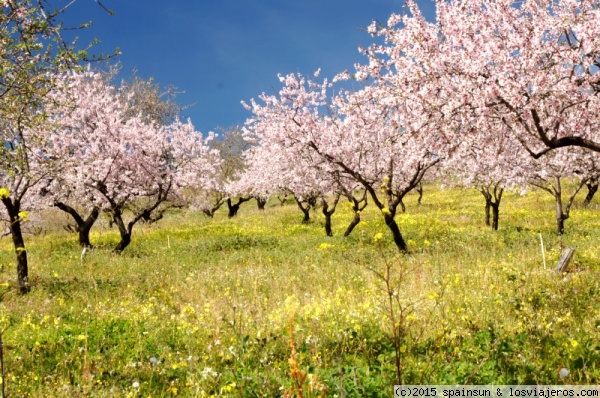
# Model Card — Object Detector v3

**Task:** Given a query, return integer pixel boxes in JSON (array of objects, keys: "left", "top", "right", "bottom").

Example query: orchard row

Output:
[{"left": 2, "top": 0, "right": 599, "bottom": 293}]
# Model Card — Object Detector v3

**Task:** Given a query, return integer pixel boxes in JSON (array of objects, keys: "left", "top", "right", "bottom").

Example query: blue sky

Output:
[{"left": 65, "top": 0, "right": 436, "bottom": 134}]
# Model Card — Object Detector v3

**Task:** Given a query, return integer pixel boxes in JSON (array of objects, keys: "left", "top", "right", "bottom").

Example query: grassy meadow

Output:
[{"left": 0, "top": 185, "right": 600, "bottom": 397}]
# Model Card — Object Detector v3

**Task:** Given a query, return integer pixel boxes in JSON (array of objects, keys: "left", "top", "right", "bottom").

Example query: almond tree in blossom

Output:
[
  {"left": 43, "top": 69, "right": 182, "bottom": 247},
  {"left": 244, "top": 70, "right": 442, "bottom": 251},
  {"left": 328, "top": 85, "right": 441, "bottom": 251},
  {"left": 185, "top": 162, "right": 226, "bottom": 219},
  {"left": 352, "top": 0, "right": 598, "bottom": 237},
  {"left": 38, "top": 69, "right": 117, "bottom": 248},
  {"left": 372, "top": 0, "right": 600, "bottom": 156},
  {"left": 226, "top": 142, "right": 285, "bottom": 214},
  {"left": 0, "top": 0, "right": 114, "bottom": 293},
  {"left": 241, "top": 77, "right": 330, "bottom": 226},
  {"left": 213, "top": 127, "right": 255, "bottom": 218},
  {"left": 46, "top": 70, "right": 216, "bottom": 253},
  {"left": 233, "top": 134, "right": 338, "bottom": 232},
  {"left": 224, "top": 145, "right": 278, "bottom": 218},
  {"left": 237, "top": 114, "right": 369, "bottom": 237},
  {"left": 331, "top": 5, "right": 465, "bottom": 250},
  {"left": 530, "top": 148, "right": 600, "bottom": 235},
  {"left": 187, "top": 127, "right": 254, "bottom": 219},
  {"left": 443, "top": 121, "right": 534, "bottom": 230},
  {"left": 450, "top": 0, "right": 599, "bottom": 156}
]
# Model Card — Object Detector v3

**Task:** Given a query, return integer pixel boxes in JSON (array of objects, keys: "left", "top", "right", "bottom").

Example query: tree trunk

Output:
[
  {"left": 399, "top": 200, "right": 406, "bottom": 213},
  {"left": 555, "top": 187, "right": 566, "bottom": 235},
  {"left": 556, "top": 214, "right": 566, "bottom": 236},
  {"left": 362, "top": 184, "right": 407, "bottom": 251},
  {"left": 54, "top": 202, "right": 100, "bottom": 248},
  {"left": 111, "top": 209, "right": 132, "bottom": 254},
  {"left": 97, "top": 181, "right": 171, "bottom": 254},
  {"left": 480, "top": 184, "right": 503, "bottom": 230},
  {"left": 277, "top": 194, "right": 288, "bottom": 206},
  {"left": 113, "top": 232, "right": 131, "bottom": 254},
  {"left": 227, "top": 201, "right": 240, "bottom": 218},
  {"left": 78, "top": 208, "right": 99, "bottom": 248},
  {"left": 583, "top": 181, "right": 598, "bottom": 207},
  {"left": 383, "top": 213, "right": 407, "bottom": 252},
  {"left": 416, "top": 183, "right": 423, "bottom": 205},
  {"left": 533, "top": 176, "right": 585, "bottom": 236},
  {"left": 341, "top": 190, "right": 367, "bottom": 238},
  {"left": 140, "top": 205, "right": 173, "bottom": 224},
  {"left": 491, "top": 203, "right": 499, "bottom": 231},
  {"left": 324, "top": 212, "right": 333, "bottom": 236},
  {"left": 321, "top": 195, "right": 339, "bottom": 237},
  {"left": 203, "top": 199, "right": 225, "bottom": 218},
  {"left": 12, "top": 220, "right": 29, "bottom": 294},
  {"left": 256, "top": 196, "right": 267, "bottom": 211},
  {"left": 294, "top": 196, "right": 311, "bottom": 224},
  {"left": 2, "top": 198, "right": 29, "bottom": 294},
  {"left": 300, "top": 207, "right": 310, "bottom": 223},
  {"left": 344, "top": 212, "right": 361, "bottom": 237},
  {"left": 227, "top": 197, "right": 251, "bottom": 218},
  {"left": 555, "top": 192, "right": 566, "bottom": 236},
  {"left": 484, "top": 201, "right": 491, "bottom": 226}
]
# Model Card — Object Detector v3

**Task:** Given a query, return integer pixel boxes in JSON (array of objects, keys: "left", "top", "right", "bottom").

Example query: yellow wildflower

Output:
[
  {"left": 18, "top": 211, "right": 29, "bottom": 222},
  {"left": 319, "top": 243, "right": 333, "bottom": 250}
]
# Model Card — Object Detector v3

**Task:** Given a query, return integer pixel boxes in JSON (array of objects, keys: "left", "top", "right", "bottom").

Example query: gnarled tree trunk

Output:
[
  {"left": 321, "top": 194, "right": 340, "bottom": 237},
  {"left": 255, "top": 196, "right": 267, "bottom": 211},
  {"left": 344, "top": 212, "right": 361, "bottom": 237},
  {"left": 583, "top": 180, "right": 598, "bottom": 207},
  {"left": 479, "top": 183, "right": 503, "bottom": 231},
  {"left": 111, "top": 208, "right": 133, "bottom": 254},
  {"left": 416, "top": 183, "right": 424, "bottom": 205},
  {"left": 342, "top": 190, "right": 368, "bottom": 237},
  {"left": 491, "top": 203, "right": 500, "bottom": 231},
  {"left": 399, "top": 199, "right": 406, "bottom": 213},
  {"left": 383, "top": 212, "right": 407, "bottom": 252},
  {"left": 277, "top": 193, "right": 288, "bottom": 206},
  {"left": 294, "top": 196, "right": 311, "bottom": 224},
  {"left": 1, "top": 198, "right": 29, "bottom": 294},
  {"left": 227, "top": 197, "right": 251, "bottom": 218},
  {"left": 100, "top": 181, "right": 172, "bottom": 254},
  {"left": 202, "top": 198, "right": 225, "bottom": 218},
  {"left": 532, "top": 176, "right": 587, "bottom": 236},
  {"left": 54, "top": 202, "right": 100, "bottom": 248}
]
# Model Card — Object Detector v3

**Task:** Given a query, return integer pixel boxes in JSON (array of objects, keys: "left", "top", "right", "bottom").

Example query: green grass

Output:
[{"left": 0, "top": 185, "right": 599, "bottom": 397}]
